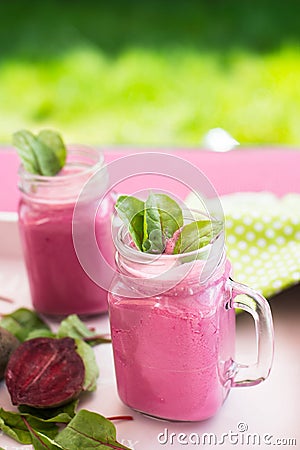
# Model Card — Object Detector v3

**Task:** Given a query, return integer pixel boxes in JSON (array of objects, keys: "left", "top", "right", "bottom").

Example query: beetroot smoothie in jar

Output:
[
  {"left": 109, "top": 244, "right": 235, "bottom": 421},
  {"left": 108, "top": 194, "right": 274, "bottom": 421},
  {"left": 18, "top": 145, "right": 115, "bottom": 317}
]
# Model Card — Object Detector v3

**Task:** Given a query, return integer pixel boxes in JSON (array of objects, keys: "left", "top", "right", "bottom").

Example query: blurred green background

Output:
[{"left": 1, "top": 0, "right": 300, "bottom": 146}]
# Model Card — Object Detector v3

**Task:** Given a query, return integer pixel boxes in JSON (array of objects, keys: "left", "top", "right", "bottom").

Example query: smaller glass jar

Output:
[
  {"left": 108, "top": 219, "right": 274, "bottom": 422},
  {"left": 18, "top": 145, "right": 115, "bottom": 317}
]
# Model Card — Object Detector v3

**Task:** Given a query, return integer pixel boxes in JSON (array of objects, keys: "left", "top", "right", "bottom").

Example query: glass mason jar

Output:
[
  {"left": 108, "top": 219, "right": 274, "bottom": 422},
  {"left": 18, "top": 145, "right": 115, "bottom": 317}
]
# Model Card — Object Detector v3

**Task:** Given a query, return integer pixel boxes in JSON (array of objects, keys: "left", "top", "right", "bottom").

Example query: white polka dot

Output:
[
  {"left": 265, "top": 229, "right": 275, "bottom": 239},
  {"left": 226, "top": 219, "right": 233, "bottom": 228},
  {"left": 263, "top": 216, "right": 272, "bottom": 223},
  {"left": 227, "top": 235, "right": 236, "bottom": 244},
  {"left": 272, "top": 280, "right": 282, "bottom": 289},
  {"left": 280, "top": 271, "right": 289, "bottom": 278},
  {"left": 235, "top": 225, "right": 245, "bottom": 235},
  {"left": 234, "top": 262, "right": 243, "bottom": 270},
  {"left": 284, "top": 225, "right": 293, "bottom": 235},
  {"left": 253, "top": 259, "right": 262, "bottom": 267},
  {"left": 243, "top": 217, "right": 253, "bottom": 225},
  {"left": 232, "top": 212, "right": 241, "bottom": 220},
  {"left": 246, "top": 232, "right": 256, "bottom": 241},
  {"left": 287, "top": 241, "right": 295, "bottom": 247},
  {"left": 230, "top": 249, "right": 240, "bottom": 258},
  {"left": 245, "top": 266, "right": 254, "bottom": 274},
  {"left": 260, "top": 279, "right": 269, "bottom": 286},
  {"left": 238, "top": 274, "right": 246, "bottom": 281},
  {"left": 292, "top": 272, "right": 300, "bottom": 280},
  {"left": 265, "top": 261, "right": 273, "bottom": 268},
  {"left": 273, "top": 221, "right": 282, "bottom": 230},
  {"left": 268, "top": 244, "right": 277, "bottom": 252},
  {"left": 237, "top": 241, "right": 247, "bottom": 250},
  {"left": 257, "top": 268, "right": 266, "bottom": 275},
  {"left": 268, "top": 267, "right": 278, "bottom": 274},
  {"left": 295, "top": 232, "right": 300, "bottom": 240},
  {"left": 276, "top": 236, "right": 286, "bottom": 245},
  {"left": 257, "top": 238, "right": 267, "bottom": 247},
  {"left": 241, "top": 254, "right": 251, "bottom": 263},
  {"left": 249, "top": 276, "right": 258, "bottom": 283},
  {"left": 291, "top": 217, "right": 300, "bottom": 225},
  {"left": 275, "top": 260, "right": 287, "bottom": 268},
  {"left": 249, "top": 246, "right": 259, "bottom": 255},
  {"left": 261, "top": 252, "right": 270, "bottom": 260},
  {"left": 254, "top": 223, "right": 264, "bottom": 232}
]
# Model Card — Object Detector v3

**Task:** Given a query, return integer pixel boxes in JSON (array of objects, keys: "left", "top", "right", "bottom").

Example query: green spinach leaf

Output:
[
  {"left": 22, "top": 417, "right": 64, "bottom": 450},
  {"left": 37, "top": 130, "right": 67, "bottom": 168},
  {"left": 12, "top": 130, "right": 40, "bottom": 174},
  {"left": 0, "top": 408, "right": 58, "bottom": 444},
  {"left": 75, "top": 340, "right": 99, "bottom": 392},
  {"left": 143, "top": 193, "right": 183, "bottom": 253},
  {"left": 13, "top": 129, "right": 66, "bottom": 176},
  {"left": 57, "top": 314, "right": 110, "bottom": 346},
  {"left": 115, "top": 195, "right": 144, "bottom": 250},
  {"left": 56, "top": 410, "right": 130, "bottom": 450},
  {"left": 31, "top": 432, "right": 64, "bottom": 450},
  {"left": 0, "top": 308, "right": 50, "bottom": 342},
  {"left": 18, "top": 400, "right": 78, "bottom": 424},
  {"left": 173, "top": 220, "right": 223, "bottom": 254}
]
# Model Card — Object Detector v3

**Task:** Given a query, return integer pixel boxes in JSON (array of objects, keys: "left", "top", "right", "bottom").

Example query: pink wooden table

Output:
[{"left": 1, "top": 146, "right": 300, "bottom": 212}]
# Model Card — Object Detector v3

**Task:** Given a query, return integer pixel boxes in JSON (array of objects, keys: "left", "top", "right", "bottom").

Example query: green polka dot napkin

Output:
[{"left": 186, "top": 192, "right": 300, "bottom": 298}]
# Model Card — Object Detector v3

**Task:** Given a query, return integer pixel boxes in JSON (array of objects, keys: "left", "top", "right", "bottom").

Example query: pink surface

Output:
[{"left": 1, "top": 147, "right": 300, "bottom": 212}]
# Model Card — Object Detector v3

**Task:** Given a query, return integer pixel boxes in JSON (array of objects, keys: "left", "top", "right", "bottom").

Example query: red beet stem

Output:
[
  {"left": 0, "top": 296, "right": 14, "bottom": 303},
  {"left": 83, "top": 334, "right": 111, "bottom": 342},
  {"left": 107, "top": 416, "right": 133, "bottom": 421}
]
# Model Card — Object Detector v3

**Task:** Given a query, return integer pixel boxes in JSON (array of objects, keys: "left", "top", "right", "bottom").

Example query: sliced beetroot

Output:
[{"left": 5, "top": 337, "right": 85, "bottom": 408}]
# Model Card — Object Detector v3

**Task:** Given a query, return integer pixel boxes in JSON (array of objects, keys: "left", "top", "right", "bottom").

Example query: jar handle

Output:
[{"left": 228, "top": 278, "right": 274, "bottom": 387}]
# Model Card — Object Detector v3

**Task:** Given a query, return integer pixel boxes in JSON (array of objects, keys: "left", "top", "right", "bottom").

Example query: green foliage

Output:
[
  {"left": 0, "top": 0, "right": 300, "bottom": 145},
  {"left": 143, "top": 193, "right": 183, "bottom": 253},
  {"left": 115, "top": 195, "right": 144, "bottom": 250},
  {"left": 18, "top": 400, "right": 78, "bottom": 424},
  {"left": 173, "top": 220, "right": 223, "bottom": 254},
  {"left": 0, "top": 408, "right": 58, "bottom": 444},
  {"left": 116, "top": 193, "right": 221, "bottom": 254},
  {"left": 0, "top": 308, "right": 50, "bottom": 342},
  {"left": 75, "top": 339, "right": 99, "bottom": 392},
  {"left": 13, "top": 129, "right": 66, "bottom": 176},
  {"left": 56, "top": 410, "right": 130, "bottom": 450},
  {"left": 57, "top": 314, "right": 111, "bottom": 346}
]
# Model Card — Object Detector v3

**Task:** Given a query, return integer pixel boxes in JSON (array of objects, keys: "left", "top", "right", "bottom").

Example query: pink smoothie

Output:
[
  {"left": 19, "top": 195, "right": 115, "bottom": 317},
  {"left": 109, "top": 265, "right": 235, "bottom": 421}
]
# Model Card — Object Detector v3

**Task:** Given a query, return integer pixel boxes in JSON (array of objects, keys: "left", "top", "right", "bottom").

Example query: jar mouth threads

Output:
[{"left": 113, "top": 209, "right": 226, "bottom": 286}]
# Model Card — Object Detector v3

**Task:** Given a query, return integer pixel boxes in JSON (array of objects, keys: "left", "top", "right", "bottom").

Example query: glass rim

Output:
[
  {"left": 114, "top": 209, "right": 224, "bottom": 264},
  {"left": 18, "top": 144, "right": 104, "bottom": 185}
]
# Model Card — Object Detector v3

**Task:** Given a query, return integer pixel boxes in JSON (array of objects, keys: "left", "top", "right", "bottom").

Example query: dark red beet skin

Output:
[{"left": 5, "top": 337, "right": 85, "bottom": 408}]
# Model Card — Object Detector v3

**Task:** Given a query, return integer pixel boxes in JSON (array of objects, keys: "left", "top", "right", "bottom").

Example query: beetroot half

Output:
[{"left": 5, "top": 337, "right": 85, "bottom": 408}]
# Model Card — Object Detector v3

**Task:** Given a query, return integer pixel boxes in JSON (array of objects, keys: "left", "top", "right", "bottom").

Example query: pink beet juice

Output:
[
  {"left": 18, "top": 146, "right": 115, "bottom": 317},
  {"left": 108, "top": 221, "right": 274, "bottom": 421}
]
